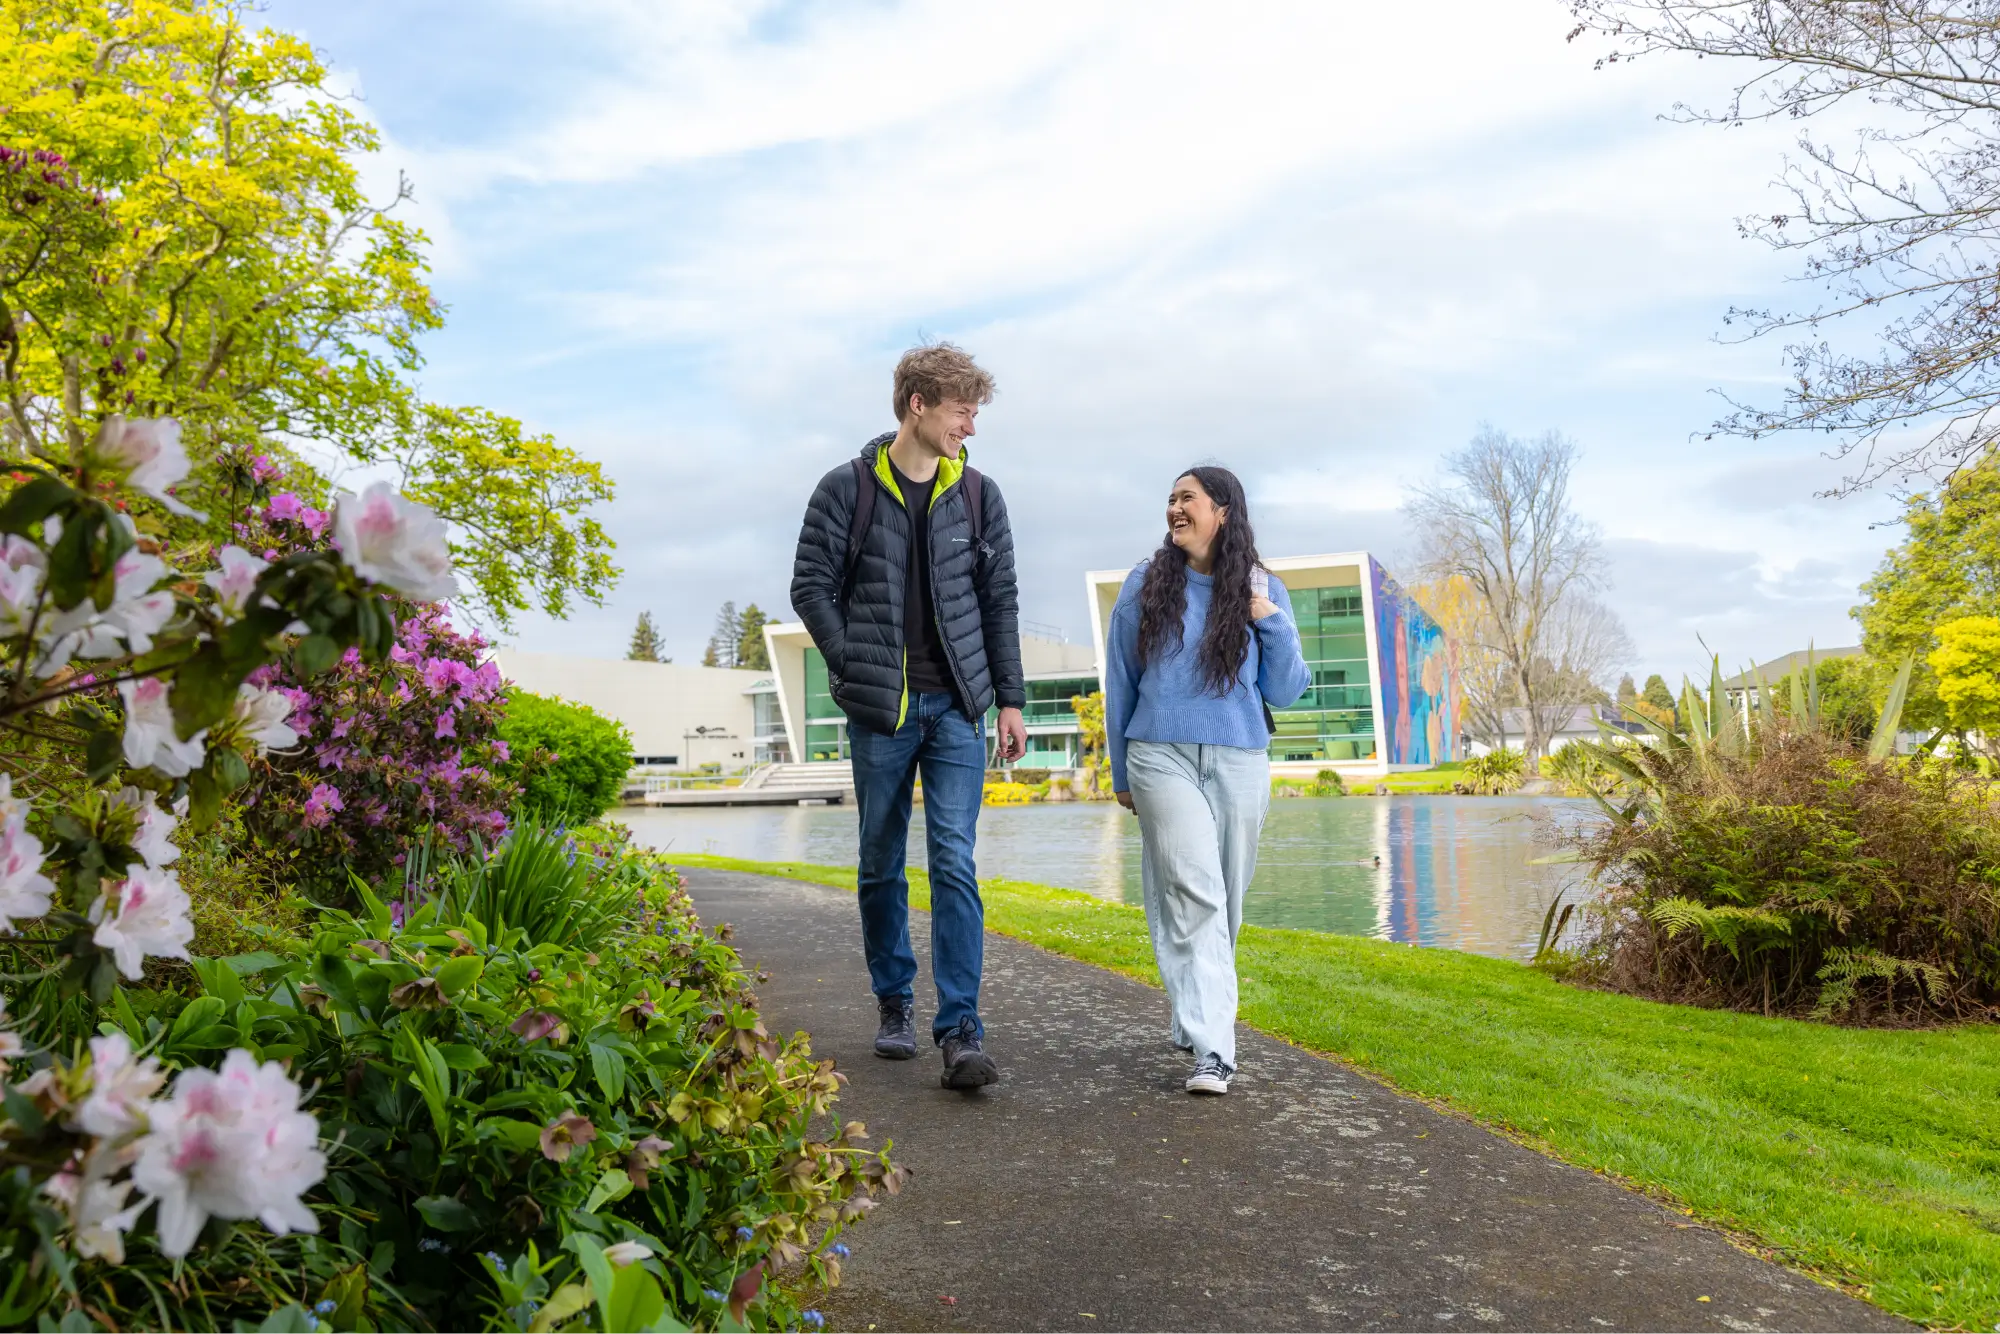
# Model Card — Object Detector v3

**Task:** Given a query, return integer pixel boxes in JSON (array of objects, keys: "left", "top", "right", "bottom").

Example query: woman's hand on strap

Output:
[{"left": 1250, "top": 595, "right": 1280, "bottom": 620}]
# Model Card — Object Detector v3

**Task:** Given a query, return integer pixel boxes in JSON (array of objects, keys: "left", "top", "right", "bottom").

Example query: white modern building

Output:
[
  {"left": 1084, "top": 551, "right": 1459, "bottom": 780},
  {"left": 490, "top": 650, "right": 777, "bottom": 771}
]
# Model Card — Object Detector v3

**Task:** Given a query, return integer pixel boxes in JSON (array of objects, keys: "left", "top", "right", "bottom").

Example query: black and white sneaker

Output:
[
  {"left": 1186, "top": 1052, "right": 1233, "bottom": 1095},
  {"left": 874, "top": 995, "right": 917, "bottom": 1060},
  {"left": 939, "top": 1017, "right": 999, "bottom": 1089}
]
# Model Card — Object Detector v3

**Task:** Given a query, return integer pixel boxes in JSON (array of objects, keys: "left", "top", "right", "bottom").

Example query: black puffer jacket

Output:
[{"left": 790, "top": 433, "right": 1024, "bottom": 735}]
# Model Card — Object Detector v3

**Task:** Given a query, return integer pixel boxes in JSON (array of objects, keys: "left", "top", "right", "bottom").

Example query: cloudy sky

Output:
[{"left": 263, "top": 0, "right": 1912, "bottom": 684}]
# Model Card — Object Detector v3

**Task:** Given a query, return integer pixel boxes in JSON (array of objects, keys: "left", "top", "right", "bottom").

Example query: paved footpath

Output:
[{"left": 685, "top": 869, "right": 1909, "bottom": 1334}]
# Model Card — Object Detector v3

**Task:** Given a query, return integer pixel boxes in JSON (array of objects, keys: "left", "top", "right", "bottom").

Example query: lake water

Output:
[{"left": 616, "top": 795, "right": 1595, "bottom": 962}]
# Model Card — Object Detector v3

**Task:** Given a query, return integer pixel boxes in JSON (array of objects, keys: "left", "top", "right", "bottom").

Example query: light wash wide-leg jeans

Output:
[{"left": 1125, "top": 739, "right": 1270, "bottom": 1069}]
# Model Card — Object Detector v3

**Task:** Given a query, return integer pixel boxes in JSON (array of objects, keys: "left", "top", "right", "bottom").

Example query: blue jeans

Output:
[{"left": 849, "top": 691, "right": 987, "bottom": 1042}]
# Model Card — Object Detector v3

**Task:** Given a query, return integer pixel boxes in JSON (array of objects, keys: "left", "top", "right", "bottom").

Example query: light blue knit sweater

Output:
[{"left": 1105, "top": 563, "right": 1312, "bottom": 792}]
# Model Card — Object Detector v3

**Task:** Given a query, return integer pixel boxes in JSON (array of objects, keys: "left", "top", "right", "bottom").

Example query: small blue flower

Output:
[
  {"left": 829, "top": 1243, "right": 850, "bottom": 1258},
  {"left": 802, "top": 1311, "right": 825, "bottom": 1329},
  {"left": 704, "top": 1289, "right": 726, "bottom": 1302},
  {"left": 486, "top": 1251, "right": 506, "bottom": 1271},
  {"left": 735, "top": 1226, "right": 754, "bottom": 1241},
  {"left": 314, "top": 1300, "right": 337, "bottom": 1315}
]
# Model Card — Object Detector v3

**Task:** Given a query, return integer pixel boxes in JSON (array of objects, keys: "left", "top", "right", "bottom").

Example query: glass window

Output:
[
  {"left": 802, "top": 649, "right": 848, "bottom": 759},
  {"left": 1269, "top": 586, "right": 1375, "bottom": 762}
]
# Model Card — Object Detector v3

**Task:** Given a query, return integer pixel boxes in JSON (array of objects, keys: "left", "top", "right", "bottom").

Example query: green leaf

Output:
[
  {"left": 437, "top": 1042, "right": 490, "bottom": 1072},
  {"left": 235, "top": 1305, "right": 317, "bottom": 1334},
  {"left": 562, "top": 1233, "right": 617, "bottom": 1334},
  {"left": 317, "top": 1264, "right": 370, "bottom": 1332},
  {"left": 168, "top": 996, "right": 227, "bottom": 1044},
  {"left": 604, "top": 1263, "right": 668, "bottom": 1334},
  {"left": 589, "top": 1041, "right": 627, "bottom": 1103},
  {"left": 582, "top": 1167, "right": 632, "bottom": 1214},
  {"left": 476, "top": 1116, "right": 542, "bottom": 1152},
  {"left": 435, "top": 954, "right": 484, "bottom": 998},
  {"left": 1870, "top": 651, "right": 1917, "bottom": 762},
  {"left": 0, "top": 474, "right": 74, "bottom": 535},
  {"left": 223, "top": 950, "right": 286, "bottom": 976},
  {"left": 414, "top": 1195, "right": 479, "bottom": 1232},
  {"left": 194, "top": 956, "right": 246, "bottom": 1005},
  {"left": 297, "top": 633, "right": 341, "bottom": 675}
]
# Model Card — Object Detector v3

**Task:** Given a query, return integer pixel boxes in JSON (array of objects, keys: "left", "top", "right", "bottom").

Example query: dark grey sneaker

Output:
[
  {"left": 1186, "top": 1052, "right": 1233, "bottom": 1095},
  {"left": 874, "top": 995, "right": 917, "bottom": 1060},
  {"left": 939, "top": 1018, "right": 998, "bottom": 1089}
]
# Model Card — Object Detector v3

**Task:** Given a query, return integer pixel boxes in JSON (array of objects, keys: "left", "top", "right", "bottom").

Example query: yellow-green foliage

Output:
[
  {"left": 176, "top": 804, "right": 309, "bottom": 958},
  {"left": 1929, "top": 614, "right": 2000, "bottom": 733},
  {"left": 982, "top": 781, "right": 1033, "bottom": 805}
]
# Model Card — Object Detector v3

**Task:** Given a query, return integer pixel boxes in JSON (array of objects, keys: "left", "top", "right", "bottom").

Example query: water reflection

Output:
[{"left": 616, "top": 795, "right": 1591, "bottom": 962}]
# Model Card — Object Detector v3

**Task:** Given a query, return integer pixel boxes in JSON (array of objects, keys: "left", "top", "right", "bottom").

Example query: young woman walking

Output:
[{"left": 1105, "top": 466, "right": 1311, "bottom": 1095}]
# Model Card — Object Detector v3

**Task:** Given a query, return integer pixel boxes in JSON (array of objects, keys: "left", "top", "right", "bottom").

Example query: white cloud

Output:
[{"left": 281, "top": 0, "right": 1922, "bottom": 682}]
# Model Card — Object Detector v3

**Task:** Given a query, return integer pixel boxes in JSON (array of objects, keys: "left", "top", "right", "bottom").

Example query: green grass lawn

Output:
[{"left": 669, "top": 852, "right": 2000, "bottom": 1331}]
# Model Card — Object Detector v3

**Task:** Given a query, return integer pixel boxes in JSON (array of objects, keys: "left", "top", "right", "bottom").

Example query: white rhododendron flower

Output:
[
  {"left": 77, "top": 1032, "right": 167, "bottom": 1140},
  {"left": 88, "top": 865, "right": 194, "bottom": 980},
  {"left": 202, "top": 545, "right": 268, "bottom": 619},
  {"left": 603, "top": 1240, "right": 654, "bottom": 1267},
  {"left": 41, "top": 549, "right": 176, "bottom": 667},
  {"left": 331, "top": 481, "right": 457, "bottom": 602},
  {"left": 96, "top": 416, "right": 196, "bottom": 515},
  {"left": 132, "top": 1048, "right": 325, "bottom": 1258},
  {"left": 0, "top": 773, "right": 54, "bottom": 933},
  {"left": 118, "top": 677, "right": 207, "bottom": 777},
  {"left": 47, "top": 1168, "right": 146, "bottom": 1263},
  {"left": 0, "top": 536, "right": 45, "bottom": 637},
  {"left": 233, "top": 684, "right": 299, "bottom": 753},
  {"left": 118, "top": 787, "right": 181, "bottom": 871},
  {"left": 0, "top": 995, "right": 24, "bottom": 1061}
]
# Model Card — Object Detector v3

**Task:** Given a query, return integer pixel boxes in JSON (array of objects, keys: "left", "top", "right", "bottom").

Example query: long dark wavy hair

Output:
[{"left": 1136, "top": 466, "right": 1265, "bottom": 697}]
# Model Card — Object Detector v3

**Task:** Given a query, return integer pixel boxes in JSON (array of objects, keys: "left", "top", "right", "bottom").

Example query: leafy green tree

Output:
[
  {"left": 1771, "top": 655, "right": 1881, "bottom": 745},
  {"left": 497, "top": 691, "right": 633, "bottom": 822},
  {"left": 1615, "top": 673, "right": 1637, "bottom": 710},
  {"left": 626, "top": 610, "right": 664, "bottom": 662},
  {"left": 0, "top": 0, "right": 616, "bottom": 628},
  {"left": 1855, "top": 458, "right": 2000, "bottom": 729},
  {"left": 736, "top": 603, "right": 770, "bottom": 670}
]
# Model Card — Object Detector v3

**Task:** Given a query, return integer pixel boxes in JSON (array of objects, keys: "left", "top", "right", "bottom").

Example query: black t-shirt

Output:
[{"left": 890, "top": 460, "right": 955, "bottom": 695}]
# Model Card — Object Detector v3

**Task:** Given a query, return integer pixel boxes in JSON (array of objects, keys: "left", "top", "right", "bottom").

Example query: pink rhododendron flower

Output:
[
  {"left": 77, "top": 1032, "right": 166, "bottom": 1139},
  {"left": 435, "top": 711, "right": 456, "bottom": 739},
  {"left": 202, "top": 545, "right": 268, "bottom": 618},
  {"left": 265, "top": 492, "right": 304, "bottom": 523},
  {"left": 42, "top": 1160, "right": 145, "bottom": 1263},
  {"left": 302, "top": 783, "right": 345, "bottom": 827},
  {"left": 331, "top": 481, "right": 457, "bottom": 602},
  {"left": 117, "top": 786, "right": 181, "bottom": 871},
  {"left": 132, "top": 1049, "right": 325, "bottom": 1258},
  {"left": 88, "top": 865, "right": 194, "bottom": 979},
  {"left": 0, "top": 773, "right": 54, "bottom": 932}
]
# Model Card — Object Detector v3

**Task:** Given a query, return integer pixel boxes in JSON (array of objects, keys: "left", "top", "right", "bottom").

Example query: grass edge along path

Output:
[{"left": 667, "top": 853, "right": 1999, "bottom": 1332}]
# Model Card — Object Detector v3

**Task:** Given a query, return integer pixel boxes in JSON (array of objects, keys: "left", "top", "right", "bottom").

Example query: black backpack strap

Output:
[
  {"left": 963, "top": 465, "right": 985, "bottom": 549},
  {"left": 843, "top": 456, "right": 876, "bottom": 595}
]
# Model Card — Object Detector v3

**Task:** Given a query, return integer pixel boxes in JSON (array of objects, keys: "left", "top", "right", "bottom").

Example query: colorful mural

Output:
[{"left": 1369, "top": 558, "right": 1460, "bottom": 766}]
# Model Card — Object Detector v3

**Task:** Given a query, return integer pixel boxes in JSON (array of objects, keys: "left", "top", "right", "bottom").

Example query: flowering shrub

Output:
[
  {"left": 3, "top": 847, "right": 899, "bottom": 1330},
  {"left": 240, "top": 548, "right": 517, "bottom": 887}
]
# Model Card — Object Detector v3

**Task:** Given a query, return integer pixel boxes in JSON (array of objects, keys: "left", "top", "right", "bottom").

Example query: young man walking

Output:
[{"left": 790, "top": 342, "right": 1027, "bottom": 1090}]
